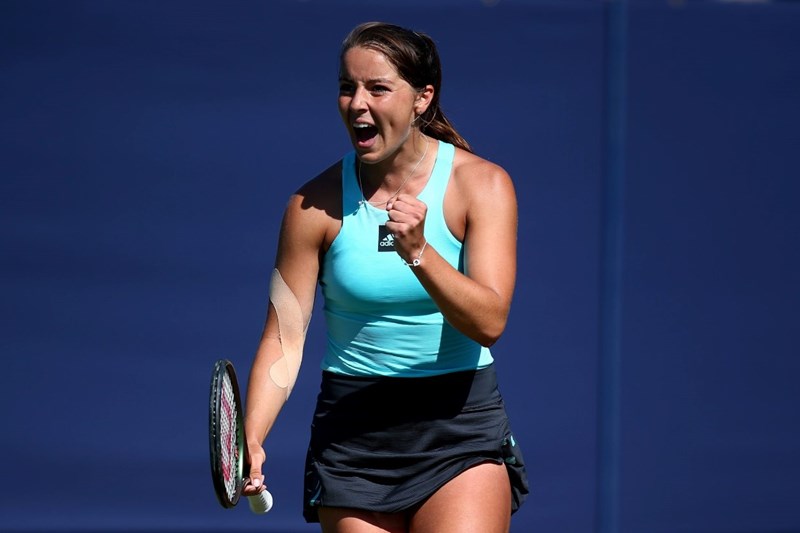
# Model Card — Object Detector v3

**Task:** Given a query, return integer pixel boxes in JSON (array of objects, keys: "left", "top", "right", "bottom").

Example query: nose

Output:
[{"left": 350, "top": 86, "right": 368, "bottom": 113}]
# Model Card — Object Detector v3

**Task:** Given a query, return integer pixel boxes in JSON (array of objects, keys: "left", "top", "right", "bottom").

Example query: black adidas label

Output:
[{"left": 377, "top": 225, "right": 395, "bottom": 251}]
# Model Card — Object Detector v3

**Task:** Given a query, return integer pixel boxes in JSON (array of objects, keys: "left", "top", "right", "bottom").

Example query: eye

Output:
[
  {"left": 370, "top": 85, "right": 389, "bottom": 95},
  {"left": 338, "top": 82, "right": 354, "bottom": 96}
]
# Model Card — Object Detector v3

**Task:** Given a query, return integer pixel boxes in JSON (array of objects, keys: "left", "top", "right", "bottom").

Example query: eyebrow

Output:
[{"left": 338, "top": 76, "right": 396, "bottom": 85}]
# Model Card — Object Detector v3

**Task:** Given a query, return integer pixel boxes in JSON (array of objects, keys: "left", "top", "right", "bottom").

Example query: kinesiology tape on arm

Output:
[{"left": 267, "top": 268, "right": 312, "bottom": 400}]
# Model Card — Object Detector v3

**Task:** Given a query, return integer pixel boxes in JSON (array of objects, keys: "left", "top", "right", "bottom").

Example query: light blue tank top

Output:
[{"left": 320, "top": 140, "right": 493, "bottom": 377}]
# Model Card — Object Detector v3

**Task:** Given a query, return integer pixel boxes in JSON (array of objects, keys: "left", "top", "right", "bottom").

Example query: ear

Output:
[{"left": 414, "top": 85, "right": 435, "bottom": 117}]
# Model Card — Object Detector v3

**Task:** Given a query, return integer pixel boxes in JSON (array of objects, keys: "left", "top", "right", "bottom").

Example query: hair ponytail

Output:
[{"left": 419, "top": 106, "right": 472, "bottom": 153}]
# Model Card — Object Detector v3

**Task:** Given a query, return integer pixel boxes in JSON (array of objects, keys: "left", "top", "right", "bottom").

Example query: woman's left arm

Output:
[{"left": 387, "top": 158, "right": 518, "bottom": 347}]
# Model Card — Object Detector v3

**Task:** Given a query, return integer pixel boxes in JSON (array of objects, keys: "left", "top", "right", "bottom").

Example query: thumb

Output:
[
  {"left": 246, "top": 443, "right": 266, "bottom": 489},
  {"left": 249, "top": 468, "right": 264, "bottom": 489}
]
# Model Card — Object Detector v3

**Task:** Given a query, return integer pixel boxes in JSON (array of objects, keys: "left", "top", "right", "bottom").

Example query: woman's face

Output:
[{"left": 338, "top": 46, "right": 421, "bottom": 164}]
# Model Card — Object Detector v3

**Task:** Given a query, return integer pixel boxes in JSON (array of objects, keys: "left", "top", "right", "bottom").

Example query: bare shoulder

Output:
[
  {"left": 288, "top": 160, "right": 342, "bottom": 215},
  {"left": 451, "top": 148, "right": 517, "bottom": 207},
  {"left": 280, "top": 159, "right": 343, "bottom": 250}
]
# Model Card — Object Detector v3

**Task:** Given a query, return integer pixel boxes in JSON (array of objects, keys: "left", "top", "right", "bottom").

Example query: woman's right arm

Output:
[{"left": 241, "top": 177, "right": 333, "bottom": 493}]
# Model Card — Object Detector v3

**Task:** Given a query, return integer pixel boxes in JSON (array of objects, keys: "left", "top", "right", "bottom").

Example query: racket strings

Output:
[{"left": 220, "top": 372, "right": 240, "bottom": 500}]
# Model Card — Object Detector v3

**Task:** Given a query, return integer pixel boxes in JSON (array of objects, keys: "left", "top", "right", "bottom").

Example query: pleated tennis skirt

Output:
[{"left": 302, "top": 365, "right": 529, "bottom": 522}]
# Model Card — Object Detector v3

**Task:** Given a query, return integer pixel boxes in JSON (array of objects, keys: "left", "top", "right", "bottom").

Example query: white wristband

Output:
[{"left": 402, "top": 240, "right": 427, "bottom": 267}]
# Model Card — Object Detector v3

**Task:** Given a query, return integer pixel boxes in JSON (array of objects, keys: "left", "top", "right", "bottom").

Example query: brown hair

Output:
[{"left": 340, "top": 22, "right": 472, "bottom": 153}]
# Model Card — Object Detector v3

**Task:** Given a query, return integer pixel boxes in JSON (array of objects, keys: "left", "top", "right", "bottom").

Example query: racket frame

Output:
[{"left": 209, "top": 358, "right": 247, "bottom": 508}]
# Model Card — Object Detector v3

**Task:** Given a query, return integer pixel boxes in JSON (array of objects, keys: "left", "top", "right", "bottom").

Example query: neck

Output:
[
  {"left": 363, "top": 134, "right": 429, "bottom": 181},
  {"left": 358, "top": 135, "right": 431, "bottom": 207}
]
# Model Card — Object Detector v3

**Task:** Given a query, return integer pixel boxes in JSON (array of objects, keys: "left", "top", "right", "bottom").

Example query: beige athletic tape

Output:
[{"left": 268, "top": 269, "right": 309, "bottom": 399}]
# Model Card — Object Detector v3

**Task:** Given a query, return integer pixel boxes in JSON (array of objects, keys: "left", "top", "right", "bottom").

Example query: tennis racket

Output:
[{"left": 209, "top": 358, "right": 273, "bottom": 514}]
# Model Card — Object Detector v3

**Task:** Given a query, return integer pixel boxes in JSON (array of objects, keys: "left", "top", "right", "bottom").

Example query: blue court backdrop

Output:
[{"left": 2, "top": 1, "right": 799, "bottom": 532}]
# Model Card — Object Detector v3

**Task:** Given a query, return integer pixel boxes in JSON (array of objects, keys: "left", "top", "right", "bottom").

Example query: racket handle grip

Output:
[{"left": 248, "top": 489, "right": 273, "bottom": 514}]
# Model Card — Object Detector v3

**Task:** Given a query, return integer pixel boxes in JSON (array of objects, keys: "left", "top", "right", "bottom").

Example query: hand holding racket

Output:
[{"left": 209, "top": 359, "right": 273, "bottom": 514}]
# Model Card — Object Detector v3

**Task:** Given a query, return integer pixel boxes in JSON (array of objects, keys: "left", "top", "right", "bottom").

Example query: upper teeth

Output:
[{"left": 354, "top": 123, "right": 371, "bottom": 128}]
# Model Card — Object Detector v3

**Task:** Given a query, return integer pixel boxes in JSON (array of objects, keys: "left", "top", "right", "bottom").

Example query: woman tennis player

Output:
[{"left": 242, "top": 21, "right": 529, "bottom": 532}]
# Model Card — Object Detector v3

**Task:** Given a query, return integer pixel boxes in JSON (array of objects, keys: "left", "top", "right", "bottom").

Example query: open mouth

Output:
[{"left": 353, "top": 123, "right": 378, "bottom": 143}]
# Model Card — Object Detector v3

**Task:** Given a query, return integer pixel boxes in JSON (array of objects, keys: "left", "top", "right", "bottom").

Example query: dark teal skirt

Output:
[{"left": 303, "top": 365, "right": 529, "bottom": 522}]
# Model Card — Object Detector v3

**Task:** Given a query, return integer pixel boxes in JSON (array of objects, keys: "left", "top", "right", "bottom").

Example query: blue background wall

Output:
[{"left": 2, "top": 1, "right": 798, "bottom": 532}]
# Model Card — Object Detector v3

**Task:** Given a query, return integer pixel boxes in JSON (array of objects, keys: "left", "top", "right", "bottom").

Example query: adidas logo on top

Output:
[{"left": 377, "top": 225, "right": 396, "bottom": 251}]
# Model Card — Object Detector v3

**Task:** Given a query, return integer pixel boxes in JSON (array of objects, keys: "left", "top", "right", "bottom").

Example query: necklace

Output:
[{"left": 358, "top": 137, "right": 429, "bottom": 208}]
